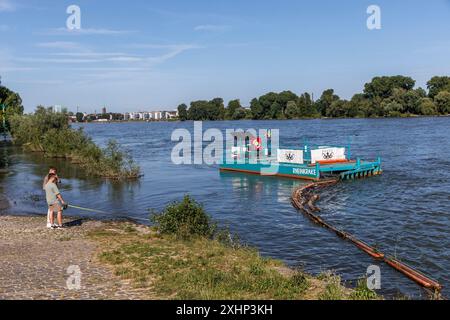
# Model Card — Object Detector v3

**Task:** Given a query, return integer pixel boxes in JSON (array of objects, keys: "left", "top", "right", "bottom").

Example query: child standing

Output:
[
  {"left": 44, "top": 173, "right": 66, "bottom": 229},
  {"left": 43, "top": 167, "right": 60, "bottom": 228}
]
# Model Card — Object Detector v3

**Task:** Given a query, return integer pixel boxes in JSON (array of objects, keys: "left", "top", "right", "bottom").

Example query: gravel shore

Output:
[{"left": 0, "top": 215, "right": 152, "bottom": 300}]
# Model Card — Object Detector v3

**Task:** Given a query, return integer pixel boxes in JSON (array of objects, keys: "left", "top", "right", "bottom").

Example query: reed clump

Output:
[{"left": 9, "top": 107, "right": 140, "bottom": 179}]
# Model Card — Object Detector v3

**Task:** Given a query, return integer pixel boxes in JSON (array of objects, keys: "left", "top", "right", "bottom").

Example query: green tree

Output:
[
  {"left": 434, "top": 91, "right": 450, "bottom": 114},
  {"left": 277, "top": 91, "right": 298, "bottom": 114},
  {"left": 231, "top": 108, "right": 247, "bottom": 120},
  {"left": 364, "top": 76, "right": 415, "bottom": 99},
  {"left": 382, "top": 100, "right": 404, "bottom": 117},
  {"left": 209, "top": 98, "right": 225, "bottom": 120},
  {"left": 315, "top": 89, "right": 340, "bottom": 116},
  {"left": 402, "top": 89, "right": 424, "bottom": 114},
  {"left": 269, "top": 102, "right": 284, "bottom": 119},
  {"left": 297, "top": 93, "right": 317, "bottom": 117},
  {"left": 418, "top": 98, "right": 438, "bottom": 116},
  {"left": 250, "top": 98, "right": 264, "bottom": 120},
  {"left": 348, "top": 94, "right": 370, "bottom": 117},
  {"left": 285, "top": 101, "right": 298, "bottom": 119},
  {"left": 0, "top": 84, "right": 24, "bottom": 133},
  {"left": 258, "top": 92, "right": 279, "bottom": 119},
  {"left": 226, "top": 99, "right": 242, "bottom": 120},
  {"left": 427, "top": 76, "right": 450, "bottom": 99},
  {"left": 188, "top": 100, "right": 210, "bottom": 121},
  {"left": 76, "top": 112, "right": 84, "bottom": 122},
  {"left": 177, "top": 103, "right": 188, "bottom": 121},
  {"left": 326, "top": 100, "right": 349, "bottom": 118}
]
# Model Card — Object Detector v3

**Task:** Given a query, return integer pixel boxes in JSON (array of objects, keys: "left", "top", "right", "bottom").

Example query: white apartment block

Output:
[{"left": 123, "top": 110, "right": 178, "bottom": 121}]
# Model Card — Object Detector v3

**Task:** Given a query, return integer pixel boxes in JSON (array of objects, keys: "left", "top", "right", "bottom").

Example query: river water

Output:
[{"left": 1, "top": 118, "right": 449, "bottom": 299}]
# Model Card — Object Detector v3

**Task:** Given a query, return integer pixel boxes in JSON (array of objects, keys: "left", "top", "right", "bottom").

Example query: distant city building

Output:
[
  {"left": 120, "top": 110, "right": 179, "bottom": 121},
  {"left": 153, "top": 112, "right": 161, "bottom": 120},
  {"left": 52, "top": 105, "right": 63, "bottom": 113},
  {"left": 164, "top": 111, "right": 179, "bottom": 119},
  {"left": 102, "top": 107, "right": 107, "bottom": 115}
]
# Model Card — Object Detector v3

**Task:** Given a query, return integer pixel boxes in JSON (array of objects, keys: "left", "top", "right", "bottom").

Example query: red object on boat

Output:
[{"left": 251, "top": 137, "right": 262, "bottom": 150}]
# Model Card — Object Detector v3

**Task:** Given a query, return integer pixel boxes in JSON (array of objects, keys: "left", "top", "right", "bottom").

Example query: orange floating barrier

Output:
[
  {"left": 291, "top": 181, "right": 442, "bottom": 293},
  {"left": 384, "top": 257, "right": 442, "bottom": 291}
]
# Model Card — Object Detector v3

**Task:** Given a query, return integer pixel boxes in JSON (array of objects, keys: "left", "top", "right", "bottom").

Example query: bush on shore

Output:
[
  {"left": 151, "top": 195, "right": 216, "bottom": 239},
  {"left": 9, "top": 107, "right": 140, "bottom": 179}
]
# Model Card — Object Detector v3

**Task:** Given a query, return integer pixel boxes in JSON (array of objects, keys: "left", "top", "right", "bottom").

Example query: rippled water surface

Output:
[{"left": 1, "top": 118, "right": 449, "bottom": 299}]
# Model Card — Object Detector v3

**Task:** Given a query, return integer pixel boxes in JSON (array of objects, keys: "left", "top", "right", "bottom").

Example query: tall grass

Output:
[{"left": 9, "top": 107, "right": 140, "bottom": 179}]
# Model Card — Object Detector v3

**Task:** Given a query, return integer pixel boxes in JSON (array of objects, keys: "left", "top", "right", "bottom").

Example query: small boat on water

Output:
[{"left": 219, "top": 132, "right": 382, "bottom": 181}]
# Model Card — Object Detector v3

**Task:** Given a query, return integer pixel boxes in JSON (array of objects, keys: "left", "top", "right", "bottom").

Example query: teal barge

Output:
[{"left": 219, "top": 135, "right": 382, "bottom": 181}]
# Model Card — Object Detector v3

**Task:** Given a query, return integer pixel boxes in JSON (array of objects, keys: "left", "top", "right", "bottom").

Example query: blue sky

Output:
[{"left": 1, "top": 0, "right": 450, "bottom": 113}]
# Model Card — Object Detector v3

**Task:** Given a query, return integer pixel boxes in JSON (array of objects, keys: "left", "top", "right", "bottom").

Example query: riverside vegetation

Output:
[
  {"left": 178, "top": 75, "right": 450, "bottom": 121},
  {"left": 2, "top": 105, "right": 140, "bottom": 179},
  {"left": 1, "top": 81, "right": 140, "bottom": 180},
  {"left": 95, "top": 195, "right": 380, "bottom": 299}
]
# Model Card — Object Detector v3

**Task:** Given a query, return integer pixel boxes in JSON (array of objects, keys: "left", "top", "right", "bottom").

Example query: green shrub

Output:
[
  {"left": 290, "top": 271, "right": 309, "bottom": 292},
  {"left": 96, "top": 140, "right": 141, "bottom": 179},
  {"left": 8, "top": 107, "right": 140, "bottom": 179},
  {"left": 350, "top": 278, "right": 379, "bottom": 300},
  {"left": 318, "top": 273, "right": 346, "bottom": 300},
  {"left": 215, "top": 228, "right": 243, "bottom": 249},
  {"left": 151, "top": 195, "right": 216, "bottom": 239}
]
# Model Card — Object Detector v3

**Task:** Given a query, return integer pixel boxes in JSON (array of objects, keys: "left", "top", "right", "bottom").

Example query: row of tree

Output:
[
  {"left": 2, "top": 75, "right": 450, "bottom": 128},
  {"left": 178, "top": 76, "right": 450, "bottom": 120},
  {"left": 177, "top": 98, "right": 250, "bottom": 121}
]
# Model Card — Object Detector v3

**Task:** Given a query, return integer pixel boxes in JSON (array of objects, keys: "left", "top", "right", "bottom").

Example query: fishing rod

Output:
[
  {"left": 65, "top": 204, "right": 108, "bottom": 214},
  {"left": 62, "top": 203, "right": 148, "bottom": 224}
]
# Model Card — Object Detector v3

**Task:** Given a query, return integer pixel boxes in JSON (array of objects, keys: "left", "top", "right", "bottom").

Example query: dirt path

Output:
[{"left": 0, "top": 215, "right": 152, "bottom": 300}]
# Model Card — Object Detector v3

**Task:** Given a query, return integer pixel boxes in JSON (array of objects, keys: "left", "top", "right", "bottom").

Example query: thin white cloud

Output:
[
  {"left": 36, "top": 41, "right": 84, "bottom": 51},
  {"left": 9, "top": 79, "right": 65, "bottom": 85},
  {"left": 50, "top": 52, "right": 128, "bottom": 57},
  {"left": 16, "top": 57, "right": 100, "bottom": 64},
  {"left": 38, "top": 27, "right": 137, "bottom": 36},
  {"left": 143, "top": 45, "right": 197, "bottom": 64},
  {"left": 1, "top": 67, "right": 38, "bottom": 72},
  {"left": 0, "top": 0, "right": 15, "bottom": 12},
  {"left": 12, "top": 44, "right": 199, "bottom": 67},
  {"left": 0, "top": 24, "right": 10, "bottom": 31},
  {"left": 106, "top": 56, "right": 143, "bottom": 62},
  {"left": 194, "top": 24, "right": 231, "bottom": 32}
]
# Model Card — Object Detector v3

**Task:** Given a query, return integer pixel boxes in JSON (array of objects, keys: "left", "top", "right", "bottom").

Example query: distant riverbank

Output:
[{"left": 72, "top": 114, "right": 450, "bottom": 125}]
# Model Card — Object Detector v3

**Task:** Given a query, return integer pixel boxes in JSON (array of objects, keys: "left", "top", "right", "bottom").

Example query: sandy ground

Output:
[{"left": 0, "top": 215, "right": 152, "bottom": 300}]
